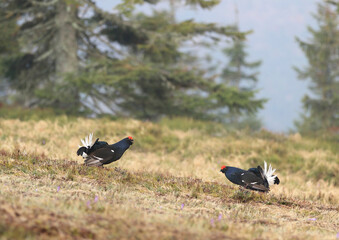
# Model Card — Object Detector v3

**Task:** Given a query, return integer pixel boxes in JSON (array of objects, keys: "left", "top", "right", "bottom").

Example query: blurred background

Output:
[
  {"left": 0, "top": 0, "right": 338, "bottom": 134},
  {"left": 0, "top": 2, "right": 338, "bottom": 238}
]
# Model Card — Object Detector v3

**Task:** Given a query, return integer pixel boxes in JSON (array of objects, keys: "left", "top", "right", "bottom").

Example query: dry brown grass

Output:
[{"left": 0, "top": 117, "right": 338, "bottom": 239}]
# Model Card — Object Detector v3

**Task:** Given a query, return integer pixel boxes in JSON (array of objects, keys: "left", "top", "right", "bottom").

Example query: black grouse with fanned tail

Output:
[
  {"left": 220, "top": 161, "right": 280, "bottom": 192},
  {"left": 77, "top": 133, "right": 133, "bottom": 167}
]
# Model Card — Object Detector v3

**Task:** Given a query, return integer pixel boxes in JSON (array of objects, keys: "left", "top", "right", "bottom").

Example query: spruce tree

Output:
[
  {"left": 295, "top": 2, "right": 339, "bottom": 133},
  {"left": 0, "top": 3, "right": 19, "bottom": 100},
  {"left": 1, "top": 0, "right": 266, "bottom": 119},
  {"left": 222, "top": 25, "right": 261, "bottom": 91},
  {"left": 221, "top": 24, "right": 263, "bottom": 129}
]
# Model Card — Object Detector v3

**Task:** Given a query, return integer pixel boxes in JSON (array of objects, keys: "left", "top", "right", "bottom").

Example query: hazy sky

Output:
[{"left": 96, "top": 0, "right": 320, "bottom": 132}]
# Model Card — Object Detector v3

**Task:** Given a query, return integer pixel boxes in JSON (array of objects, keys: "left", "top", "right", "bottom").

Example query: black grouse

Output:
[
  {"left": 220, "top": 161, "right": 280, "bottom": 192},
  {"left": 77, "top": 133, "right": 133, "bottom": 167}
]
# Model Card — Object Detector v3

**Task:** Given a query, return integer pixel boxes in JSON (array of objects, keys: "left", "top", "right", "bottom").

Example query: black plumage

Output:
[
  {"left": 220, "top": 162, "right": 280, "bottom": 192},
  {"left": 77, "top": 138, "right": 108, "bottom": 157},
  {"left": 77, "top": 133, "right": 133, "bottom": 167}
]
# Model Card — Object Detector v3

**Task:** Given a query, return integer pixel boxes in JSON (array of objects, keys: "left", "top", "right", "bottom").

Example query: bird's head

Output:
[
  {"left": 127, "top": 136, "right": 134, "bottom": 145},
  {"left": 220, "top": 165, "right": 228, "bottom": 173}
]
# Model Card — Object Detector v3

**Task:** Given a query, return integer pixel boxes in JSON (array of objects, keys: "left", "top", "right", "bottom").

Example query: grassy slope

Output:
[{"left": 0, "top": 117, "right": 338, "bottom": 239}]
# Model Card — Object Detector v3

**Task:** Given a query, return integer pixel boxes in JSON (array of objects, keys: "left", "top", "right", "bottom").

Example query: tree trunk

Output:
[
  {"left": 55, "top": 0, "right": 78, "bottom": 76},
  {"left": 52, "top": 0, "right": 79, "bottom": 111}
]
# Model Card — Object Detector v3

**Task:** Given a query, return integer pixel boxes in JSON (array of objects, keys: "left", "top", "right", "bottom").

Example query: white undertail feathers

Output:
[
  {"left": 79, "top": 133, "right": 95, "bottom": 157},
  {"left": 263, "top": 161, "right": 278, "bottom": 186}
]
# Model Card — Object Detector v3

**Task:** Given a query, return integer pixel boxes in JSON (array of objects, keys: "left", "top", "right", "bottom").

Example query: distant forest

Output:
[{"left": 0, "top": 0, "right": 338, "bottom": 133}]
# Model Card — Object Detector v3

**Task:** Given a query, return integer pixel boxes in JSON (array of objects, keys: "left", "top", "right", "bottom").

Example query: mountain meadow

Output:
[{"left": 0, "top": 111, "right": 338, "bottom": 240}]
